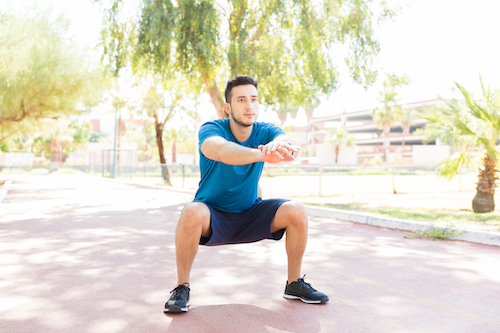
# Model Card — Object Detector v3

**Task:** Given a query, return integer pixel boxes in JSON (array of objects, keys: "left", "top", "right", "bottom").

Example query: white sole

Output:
[{"left": 283, "top": 294, "right": 322, "bottom": 304}]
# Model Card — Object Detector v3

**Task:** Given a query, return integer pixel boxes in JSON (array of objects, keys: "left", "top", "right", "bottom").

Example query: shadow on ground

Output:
[
  {"left": 165, "top": 303, "right": 322, "bottom": 333},
  {"left": 1, "top": 174, "right": 500, "bottom": 333}
]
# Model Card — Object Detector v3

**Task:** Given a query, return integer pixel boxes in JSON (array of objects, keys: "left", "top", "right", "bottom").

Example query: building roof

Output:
[{"left": 308, "top": 98, "right": 446, "bottom": 124}]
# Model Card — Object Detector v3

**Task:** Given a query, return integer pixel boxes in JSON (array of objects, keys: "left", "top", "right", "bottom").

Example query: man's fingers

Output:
[
  {"left": 273, "top": 151, "right": 284, "bottom": 159},
  {"left": 284, "top": 144, "right": 299, "bottom": 153},
  {"left": 277, "top": 146, "right": 293, "bottom": 158},
  {"left": 261, "top": 141, "right": 299, "bottom": 160},
  {"left": 269, "top": 142, "right": 281, "bottom": 154}
]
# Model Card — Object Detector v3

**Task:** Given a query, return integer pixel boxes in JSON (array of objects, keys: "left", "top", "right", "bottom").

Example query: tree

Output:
[
  {"left": 96, "top": 0, "right": 398, "bottom": 119},
  {"left": 420, "top": 78, "right": 500, "bottom": 213},
  {"left": 69, "top": 119, "right": 94, "bottom": 143},
  {"left": 327, "top": 127, "right": 354, "bottom": 164},
  {"left": 112, "top": 94, "right": 130, "bottom": 152},
  {"left": 163, "top": 127, "right": 193, "bottom": 164},
  {"left": 399, "top": 107, "right": 417, "bottom": 149},
  {"left": 372, "top": 73, "right": 411, "bottom": 162},
  {"left": 0, "top": 7, "right": 107, "bottom": 145},
  {"left": 139, "top": 79, "right": 198, "bottom": 185}
]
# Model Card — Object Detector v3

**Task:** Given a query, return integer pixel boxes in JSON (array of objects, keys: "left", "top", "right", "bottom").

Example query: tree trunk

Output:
[
  {"left": 154, "top": 116, "right": 171, "bottom": 186},
  {"left": 472, "top": 191, "right": 495, "bottom": 213},
  {"left": 172, "top": 140, "right": 177, "bottom": 164},
  {"left": 335, "top": 145, "right": 340, "bottom": 164},
  {"left": 472, "top": 153, "right": 498, "bottom": 213},
  {"left": 383, "top": 138, "right": 389, "bottom": 163},
  {"left": 383, "top": 120, "right": 391, "bottom": 163},
  {"left": 49, "top": 137, "right": 60, "bottom": 171},
  {"left": 277, "top": 109, "right": 287, "bottom": 126},
  {"left": 202, "top": 73, "right": 227, "bottom": 119},
  {"left": 305, "top": 107, "right": 315, "bottom": 121}
]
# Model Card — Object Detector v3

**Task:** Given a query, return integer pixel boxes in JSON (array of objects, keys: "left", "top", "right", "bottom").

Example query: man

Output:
[{"left": 164, "top": 75, "right": 328, "bottom": 313}]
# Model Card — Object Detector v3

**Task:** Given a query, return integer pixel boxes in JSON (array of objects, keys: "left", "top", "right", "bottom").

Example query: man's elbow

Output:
[{"left": 202, "top": 149, "right": 222, "bottom": 162}]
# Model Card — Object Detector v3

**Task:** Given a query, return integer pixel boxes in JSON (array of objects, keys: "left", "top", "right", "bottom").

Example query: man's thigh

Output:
[{"left": 199, "top": 198, "right": 288, "bottom": 246}]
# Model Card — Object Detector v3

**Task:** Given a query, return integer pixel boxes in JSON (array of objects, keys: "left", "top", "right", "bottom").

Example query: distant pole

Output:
[{"left": 112, "top": 102, "right": 118, "bottom": 178}]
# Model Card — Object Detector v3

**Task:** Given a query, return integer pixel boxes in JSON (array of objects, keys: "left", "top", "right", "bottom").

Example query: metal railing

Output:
[{"left": 0, "top": 163, "right": 478, "bottom": 196}]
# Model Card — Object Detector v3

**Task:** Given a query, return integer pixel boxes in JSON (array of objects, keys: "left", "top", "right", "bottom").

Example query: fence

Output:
[{"left": 0, "top": 162, "right": 478, "bottom": 197}]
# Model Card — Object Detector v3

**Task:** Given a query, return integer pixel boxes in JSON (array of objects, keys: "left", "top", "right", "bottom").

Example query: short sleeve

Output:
[
  {"left": 269, "top": 124, "right": 286, "bottom": 141},
  {"left": 260, "top": 123, "right": 286, "bottom": 143},
  {"left": 198, "top": 121, "right": 224, "bottom": 149}
]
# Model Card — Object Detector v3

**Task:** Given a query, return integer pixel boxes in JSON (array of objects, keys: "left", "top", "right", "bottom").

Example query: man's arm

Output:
[{"left": 201, "top": 136, "right": 292, "bottom": 165}]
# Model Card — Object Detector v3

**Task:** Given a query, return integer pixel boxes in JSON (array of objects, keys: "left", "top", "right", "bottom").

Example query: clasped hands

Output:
[{"left": 258, "top": 141, "right": 300, "bottom": 163}]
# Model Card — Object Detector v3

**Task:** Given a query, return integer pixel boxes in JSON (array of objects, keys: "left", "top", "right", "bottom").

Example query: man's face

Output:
[{"left": 226, "top": 84, "right": 259, "bottom": 127}]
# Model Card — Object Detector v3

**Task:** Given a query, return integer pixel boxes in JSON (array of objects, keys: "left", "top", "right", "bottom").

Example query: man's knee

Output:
[
  {"left": 281, "top": 201, "right": 308, "bottom": 227},
  {"left": 178, "top": 202, "right": 210, "bottom": 230}
]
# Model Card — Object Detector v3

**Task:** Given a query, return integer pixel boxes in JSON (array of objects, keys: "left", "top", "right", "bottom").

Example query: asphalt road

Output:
[{"left": 1, "top": 174, "right": 499, "bottom": 333}]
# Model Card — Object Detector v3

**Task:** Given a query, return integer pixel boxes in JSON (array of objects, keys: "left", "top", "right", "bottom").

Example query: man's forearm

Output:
[{"left": 215, "top": 141, "right": 263, "bottom": 165}]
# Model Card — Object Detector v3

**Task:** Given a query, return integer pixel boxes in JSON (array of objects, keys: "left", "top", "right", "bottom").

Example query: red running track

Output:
[{"left": 1, "top": 174, "right": 499, "bottom": 333}]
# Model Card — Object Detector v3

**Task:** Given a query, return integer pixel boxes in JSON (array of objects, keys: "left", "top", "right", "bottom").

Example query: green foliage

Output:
[
  {"left": 69, "top": 119, "right": 94, "bottom": 143},
  {"left": 372, "top": 73, "right": 411, "bottom": 133},
  {"left": 305, "top": 202, "right": 500, "bottom": 230},
  {"left": 0, "top": 138, "right": 15, "bottom": 152},
  {"left": 327, "top": 127, "right": 355, "bottom": 146},
  {"left": 0, "top": 6, "right": 109, "bottom": 143},
  {"left": 420, "top": 77, "right": 500, "bottom": 181},
  {"left": 163, "top": 127, "right": 196, "bottom": 155},
  {"left": 400, "top": 107, "right": 418, "bottom": 137},
  {"left": 404, "top": 224, "right": 463, "bottom": 241},
  {"left": 97, "top": 0, "right": 398, "bottom": 117},
  {"left": 434, "top": 150, "right": 471, "bottom": 182},
  {"left": 89, "top": 132, "right": 106, "bottom": 143}
]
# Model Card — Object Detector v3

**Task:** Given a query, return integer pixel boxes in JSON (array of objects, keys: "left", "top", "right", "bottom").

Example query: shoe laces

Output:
[
  {"left": 297, "top": 275, "right": 317, "bottom": 291},
  {"left": 170, "top": 283, "right": 190, "bottom": 299}
]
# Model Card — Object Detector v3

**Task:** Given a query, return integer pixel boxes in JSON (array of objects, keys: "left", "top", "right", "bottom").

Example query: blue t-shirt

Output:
[{"left": 195, "top": 119, "right": 285, "bottom": 213}]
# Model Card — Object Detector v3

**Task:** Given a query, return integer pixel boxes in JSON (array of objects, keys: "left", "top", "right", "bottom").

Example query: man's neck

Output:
[{"left": 229, "top": 119, "right": 253, "bottom": 143}]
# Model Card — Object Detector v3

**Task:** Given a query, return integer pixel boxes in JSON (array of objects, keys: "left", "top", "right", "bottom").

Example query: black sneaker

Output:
[
  {"left": 283, "top": 275, "right": 329, "bottom": 304},
  {"left": 164, "top": 283, "right": 190, "bottom": 313}
]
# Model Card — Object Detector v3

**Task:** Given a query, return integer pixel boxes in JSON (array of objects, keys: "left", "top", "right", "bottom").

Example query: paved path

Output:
[{"left": 1, "top": 174, "right": 500, "bottom": 333}]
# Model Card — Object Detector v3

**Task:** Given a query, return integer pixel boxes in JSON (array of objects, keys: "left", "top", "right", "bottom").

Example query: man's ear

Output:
[{"left": 224, "top": 103, "right": 231, "bottom": 116}]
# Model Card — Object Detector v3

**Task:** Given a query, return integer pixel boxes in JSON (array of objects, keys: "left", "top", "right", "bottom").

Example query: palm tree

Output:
[
  {"left": 327, "top": 127, "right": 355, "bottom": 164},
  {"left": 420, "top": 78, "right": 500, "bottom": 213},
  {"left": 372, "top": 73, "right": 411, "bottom": 162},
  {"left": 399, "top": 106, "right": 417, "bottom": 148}
]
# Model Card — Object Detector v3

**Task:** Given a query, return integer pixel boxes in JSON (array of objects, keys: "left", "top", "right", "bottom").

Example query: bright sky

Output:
[
  {"left": 3, "top": 0, "right": 500, "bottom": 126},
  {"left": 318, "top": 0, "right": 500, "bottom": 115}
]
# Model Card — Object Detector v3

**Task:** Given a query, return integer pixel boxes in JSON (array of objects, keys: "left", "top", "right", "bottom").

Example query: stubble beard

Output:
[{"left": 229, "top": 105, "right": 253, "bottom": 128}]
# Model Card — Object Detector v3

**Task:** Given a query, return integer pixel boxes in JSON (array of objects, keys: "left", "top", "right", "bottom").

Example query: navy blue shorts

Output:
[{"left": 197, "top": 198, "right": 288, "bottom": 246}]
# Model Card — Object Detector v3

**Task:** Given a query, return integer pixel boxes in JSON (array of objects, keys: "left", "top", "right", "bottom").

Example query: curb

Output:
[
  {"left": 304, "top": 205, "right": 500, "bottom": 248},
  {"left": 96, "top": 177, "right": 500, "bottom": 248},
  {"left": 0, "top": 178, "right": 13, "bottom": 205}
]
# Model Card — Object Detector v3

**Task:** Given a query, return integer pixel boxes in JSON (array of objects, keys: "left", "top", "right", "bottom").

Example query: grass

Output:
[
  {"left": 305, "top": 202, "right": 500, "bottom": 231},
  {"left": 404, "top": 224, "right": 464, "bottom": 241}
]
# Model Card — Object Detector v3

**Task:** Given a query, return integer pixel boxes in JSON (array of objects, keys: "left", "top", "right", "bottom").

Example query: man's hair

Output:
[{"left": 224, "top": 74, "right": 258, "bottom": 103}]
